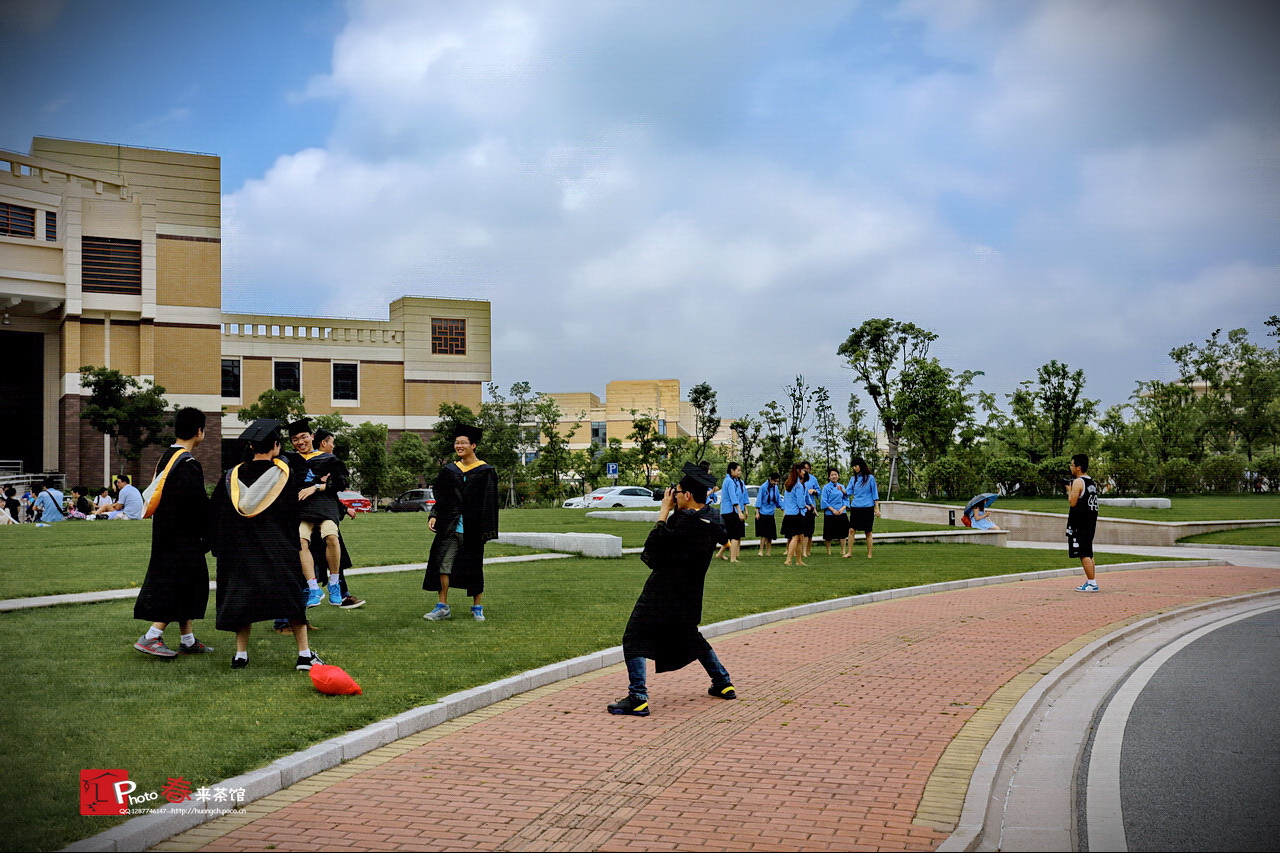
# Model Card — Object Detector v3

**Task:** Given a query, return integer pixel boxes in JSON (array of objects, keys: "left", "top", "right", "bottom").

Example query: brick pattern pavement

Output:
[{"left": 157, "top": 565, "right": 1278, "bottom": 852}]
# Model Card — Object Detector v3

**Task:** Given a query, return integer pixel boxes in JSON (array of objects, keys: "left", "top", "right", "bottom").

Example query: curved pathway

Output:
[{"left": 134, "top": 562, "right": 1278, "bottom": 853}]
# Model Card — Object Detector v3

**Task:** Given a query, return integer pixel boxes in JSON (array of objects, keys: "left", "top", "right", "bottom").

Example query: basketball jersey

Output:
[{"left": 1067, "top": 476, "right": 1098, "bottom": 535}]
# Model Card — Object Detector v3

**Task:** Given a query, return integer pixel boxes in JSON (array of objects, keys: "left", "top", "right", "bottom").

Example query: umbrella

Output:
[{"left": 964, "top": 492, "right": 1000, "bottom": 518}]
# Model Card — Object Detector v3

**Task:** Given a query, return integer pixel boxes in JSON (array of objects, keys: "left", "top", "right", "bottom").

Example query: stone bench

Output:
[{"left": 497, "top": 532, "right": 622, "bottom": 558}]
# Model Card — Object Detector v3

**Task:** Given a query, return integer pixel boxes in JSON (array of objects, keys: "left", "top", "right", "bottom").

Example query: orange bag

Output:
[{"left": 309, "top": 664, "right": 362, "bottom": 695}]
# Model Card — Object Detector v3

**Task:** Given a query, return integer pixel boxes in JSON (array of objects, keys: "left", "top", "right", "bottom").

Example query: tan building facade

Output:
[
  {"left": 1, "top": 137, "right": 489, "bottom": 489},
  {"left": 546, "top": 379, "right": 734, "bottom": 452}
]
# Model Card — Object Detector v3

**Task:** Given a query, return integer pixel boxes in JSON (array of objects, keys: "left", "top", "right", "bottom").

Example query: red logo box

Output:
[{"left": 80, "top": 769, "right": 130, "bottom": 816}]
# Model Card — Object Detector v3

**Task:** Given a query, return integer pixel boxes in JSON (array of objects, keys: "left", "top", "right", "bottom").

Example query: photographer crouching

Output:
[{"left": 608, "top": 462, "right": 737, "bottom": 717}]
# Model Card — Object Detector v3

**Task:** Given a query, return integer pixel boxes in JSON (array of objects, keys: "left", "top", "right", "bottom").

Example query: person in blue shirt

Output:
[
  {"left": 781, "top": 463, "right": 812, "bottom": 566},
  {"left": 33, "top": 479, "right": 66, "bottom": 523},
  {"left": 712, "top": 463, "right": 750, "bottom": 562},
  {"left": 820, "top": 467, "right": 850, "bottom": 557},
  {"left": 800, "top": 460, "right": 821, "bottom": 559},
  {"left": 753, "top": 472, "right": 782, "bottom": 557},
  {"left": 846, "top": 457, "right": 881, "bottom": 558}
]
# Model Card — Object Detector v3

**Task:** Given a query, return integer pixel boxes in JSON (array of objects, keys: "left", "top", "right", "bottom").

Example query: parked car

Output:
[
  {"left": 338, "top": 490, "right": 373, "bottom": 513},
  {"left": 387, "top": 487, "right": 435, "bottom": 512},
  {"left": 564, "top": 485, "right": 662, "bottom": 509}
]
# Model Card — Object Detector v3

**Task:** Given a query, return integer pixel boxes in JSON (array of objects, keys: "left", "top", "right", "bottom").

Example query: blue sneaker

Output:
[
  {"left": 327, "top": 582, "right": 342, "bottom": 605},
  {"left": 307, "top": 587, "right": 324, "bottom": 608},
  {"left": 1075, "top": 581, "right": 1099, "bottom": 593},
  {"left": 423, "top": 603, "right": 451, "bottom": 621},
  {"left": 471, "top": 605, "right": 485, "bottom": 622}
]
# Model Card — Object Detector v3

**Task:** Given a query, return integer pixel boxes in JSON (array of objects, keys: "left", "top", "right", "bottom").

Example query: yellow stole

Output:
[
  {"left": 142, "top": 449, "right": 190, "bottom": 519},
  {"left": 228, "top": 459, "right": 292, "bottom": 517}
]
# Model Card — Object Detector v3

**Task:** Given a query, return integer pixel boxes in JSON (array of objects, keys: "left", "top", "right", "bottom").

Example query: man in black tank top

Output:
[{"left": 1066, "top": 453, "right": 1100, "bottom": 592}]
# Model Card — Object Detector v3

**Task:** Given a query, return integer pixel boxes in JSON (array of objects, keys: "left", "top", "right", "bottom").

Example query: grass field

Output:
[
  {"left": 1180, "top": 526, "right": 1280, "bottom": 547},
  {"left": 0, "top": 509, "right": 952, "bottom": 599},
  {"left": 915, "top": 494, "right": 1280, "bottom": 522},
  {"left": 3, "top": 541, "right": 1155, "bottom": 852}
]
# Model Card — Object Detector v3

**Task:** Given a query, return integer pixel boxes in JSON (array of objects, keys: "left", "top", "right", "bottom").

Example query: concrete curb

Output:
[
  {"left": 937, "top": 584, "right": 1280, "bottom": 852},
  {"left": 64, "top": 558, "right": 1232, "bottom": 852},
  {"left": 1175, "top": 542, "right": 1280, "bottom": 553}
]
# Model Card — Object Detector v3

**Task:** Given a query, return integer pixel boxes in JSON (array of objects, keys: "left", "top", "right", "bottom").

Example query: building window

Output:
[
  {"left": 658, "top": 419, "right": 667, "bottom": 436},
  {"left": 332, "top": 362, "right": 358, "bottom": 401},
  {"left": 591, "top": 422, "right": 606, "bottom": 445},
  {"left": 0, "top": 202, "right": 35, "bottom": 238},
  {"left": 45, "top": 210, "right": 56, "bottom": 241},
  {"left": 274, "top": 360, "right": 301, "bottom": 392},
  {"left": 221, "top": 359, "right": 241, "bottom": 398},
  {"left": 81, "top": 236, "right": 142, "bottom": 294},
  {"left": 431, "top": 318, "right": 466, "bottom": 355}
]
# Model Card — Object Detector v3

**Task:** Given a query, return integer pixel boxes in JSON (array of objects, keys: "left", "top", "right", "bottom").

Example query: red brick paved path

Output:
[{"left": 177, "top": 565, "right": 1277, "bottom": 852}]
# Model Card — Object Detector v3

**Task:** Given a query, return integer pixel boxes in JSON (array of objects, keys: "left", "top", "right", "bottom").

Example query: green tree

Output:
[
  {"left": 531, "top": 395, "right": 579, "bottom": 501},
  {"left": 346, "top": 422, "right": 391, "bottom": 502},
  {"left": 688, "top": 382, "right": 720, "bottom": 463},
  {"left": 388, "top": 431, "right": 433, "bottom": 491},
  {"left": 1005, "top": 361, "right": 1099, "bottom": 460},
  {"left": 78, "top": 366, "right": 171, "bottom": 482},
  {"left": 236, "top": 389, "right": 308, "bottom": 424},
  {"left": 843, "top": 396, "right": 879, "bottom": 472},
  {"left": 1170, "top": 326, "right": 1280, "bottom": 460},
  {"left": 1130, "top": 380, "right": 1204, "bottom": 462},
  {"left": 626, "top": 409, "right": 666, "bottom": 488},
  {"left": 837, "top": 318, "right": 937, "bottom": 491},
  {"left": 812, "top": 386, "right": 843, "bottom": 471},
  {"left": 426, "top": 402, "right": 478, "bottom": 467},
  {"left": 893, "top": 358, "right": 981, "bottom": 465},
  {"left": 483, "top": 381, "right": 540, "bottom": 505},
  {"left": 759, "top": 375, "right": 818, "bottom": 474},
  {"left": 730, "top": 416, "right": 762, "bottom": 483}
]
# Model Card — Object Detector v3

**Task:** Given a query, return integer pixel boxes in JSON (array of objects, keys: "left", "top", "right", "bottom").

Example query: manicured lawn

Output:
[
  {"left": 0, "top": 510, "right": 953, "bottom": 599},
  {"left": 4, "top": 543, "right": 1155, "bottom": 852},
  {"left": 916, "top": 495, "right": 1280, "bottom": 522},
  {"left": 1180, "top": 526, "right": 1280, "bottom": 547}
]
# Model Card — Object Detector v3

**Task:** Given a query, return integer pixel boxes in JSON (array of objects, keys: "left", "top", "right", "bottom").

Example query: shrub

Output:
[
  {"left": 1159, "top": 458, "right": 1200, "bottom": 494},
  {"left": 1106, "top": 458, "right": 1151, "bottom": 495},
  {"left": 985, "top": 457, "right": 1037, "bottom": 496},
  {"left": 1254, "top": 454, "right": 1280, "bottom": 492},
  {"left": 1200, "top": 456, "right": 1246, "bottom": 493},
  {"left": 921, "top": 457, "right": 980, "bottom": 500},
  {"left": 1036, "top": 456, "right": 1074, "bottom": 498}
]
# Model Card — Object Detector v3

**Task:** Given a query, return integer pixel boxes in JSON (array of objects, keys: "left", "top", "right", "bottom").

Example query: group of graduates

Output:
[
  {"left": 131, "top": 412, "right": 500, "bottom": 671},
  {"left": 713, "top": 456, "right": 882, "bottom": 566}
]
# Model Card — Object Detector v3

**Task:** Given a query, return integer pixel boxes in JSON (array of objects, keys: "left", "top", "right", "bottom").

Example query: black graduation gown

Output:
[
  {"left": 622, "top": 505, "right": 730, "bottom": 672},
  {"left": 423, "top": 461, "right": 499, "bottom": 597},
  {"left": 133, "top": 447, "right": 210, "bottom": 623},
  {"left": 209, "top": 460, "right": 308, "bottom": 631}
]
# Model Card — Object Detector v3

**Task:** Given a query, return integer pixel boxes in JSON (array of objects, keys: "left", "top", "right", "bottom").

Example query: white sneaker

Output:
[
  {"left": 1075, "top": 581, "right": 1099, "bottom": 592},
  {"left": 423, "top": 603, "right": 451, "bottom": 621}
]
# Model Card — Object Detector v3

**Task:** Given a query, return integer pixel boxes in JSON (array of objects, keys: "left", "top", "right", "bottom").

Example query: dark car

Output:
[{"left": 387, "top": 488, "right": 435, "bottom": 512}]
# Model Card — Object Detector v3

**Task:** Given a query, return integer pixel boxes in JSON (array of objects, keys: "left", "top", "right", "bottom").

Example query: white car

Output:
[{"left": 563, "top": 486, "right": 661, "bottom": 509}]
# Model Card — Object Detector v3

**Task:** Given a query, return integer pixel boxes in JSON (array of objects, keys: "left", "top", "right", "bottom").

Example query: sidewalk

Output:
[{"left": 140, "top": 562, "right": 1278, "bottom": 853}]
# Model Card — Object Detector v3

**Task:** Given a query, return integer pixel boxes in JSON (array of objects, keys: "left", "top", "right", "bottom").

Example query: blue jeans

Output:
[{"left": 625, "top": 649, "right": 731, "bottom": 700}]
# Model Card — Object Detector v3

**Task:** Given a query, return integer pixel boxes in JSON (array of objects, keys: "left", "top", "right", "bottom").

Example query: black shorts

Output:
[
  {"left": 755, "top": 514, "right": 777, "bottom": 541},
  {"left": 848, "top": 506, "right": 875, "bottom": 532},
  {"left": 1066, "top": 527, "right": 1094, "bottom": 559},
  {"left": 822, "top": 513, "right": 849, "bottom": 541},
  {"left": 722, "top": 512, "right": 746, "bottom": 540},
  {"left": 781, "top": 514, "right": 807, "bottom": 540}
]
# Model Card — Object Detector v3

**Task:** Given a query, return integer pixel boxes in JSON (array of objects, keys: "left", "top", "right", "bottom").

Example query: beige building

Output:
[
  {"left": 546, "top": 379, "right": 734, "bottom": 453},
  {"left": 1, "top": 137, "right": 489, "bottom": 488}
]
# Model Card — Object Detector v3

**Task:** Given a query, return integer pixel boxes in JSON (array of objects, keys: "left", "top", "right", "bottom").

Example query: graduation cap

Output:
[
  {"left": 453, "top": 424, "right": 483, "bottom": 444},
  {"left": 287, "top": 418, "right": 312, "bottom": 437},
  {"left": 678, "top": 461, "right": 718, "bottom": 496},
  {"left": 241, "top": 419, "right": 282, "bottom": 450}
]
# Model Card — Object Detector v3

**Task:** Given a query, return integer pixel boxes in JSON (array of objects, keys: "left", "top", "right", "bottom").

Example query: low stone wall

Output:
[
  {"left": 881, "top": 501, "right": 1280, "bottom": 547},
  {"left": 497, "top": 532, "right": 622, "bottom": 558}
]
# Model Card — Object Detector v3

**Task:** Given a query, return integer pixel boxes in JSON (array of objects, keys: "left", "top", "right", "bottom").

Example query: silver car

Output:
[{"left": 563, "top": 486, "right": 661, "bottom": 509}]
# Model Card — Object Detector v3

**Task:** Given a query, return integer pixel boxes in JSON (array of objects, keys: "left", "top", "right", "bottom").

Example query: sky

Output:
[{"left": 3, "top": 0, "right": 1277, "bottom": 429}]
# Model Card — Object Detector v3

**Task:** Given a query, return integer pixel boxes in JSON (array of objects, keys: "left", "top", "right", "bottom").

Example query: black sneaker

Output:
[
  {"left": 709, "top": 684, "right": 737, "bottom": 700},
  {"left": 178, "top": 639, "right": 214, "bottom": 654},
  {"left": 607, "top": 695, "right": 650, "bottom": 717},
  {"left": 231, "top": 656, "right": 248, "bottom": 669},
  {"left": 338, "top": 596, "right": 366, "bottom": 609},
  {"left": 296, "top": 651, "right": 324, "bottom": 671}
]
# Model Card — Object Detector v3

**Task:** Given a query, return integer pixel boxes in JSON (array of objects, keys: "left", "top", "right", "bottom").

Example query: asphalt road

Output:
[{"left": 1120, "top": 608, "right": 1280, "bottom": 852}]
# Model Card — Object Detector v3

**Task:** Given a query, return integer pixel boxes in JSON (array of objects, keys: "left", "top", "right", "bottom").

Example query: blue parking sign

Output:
[{"left": 606, "top": 462, "right": 619, "bottom": 478}]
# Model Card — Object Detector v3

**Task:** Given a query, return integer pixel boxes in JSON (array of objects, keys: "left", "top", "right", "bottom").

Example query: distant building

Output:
[
  {"left": 544, "top": 379, "right": 735, "bottom": 453},
  {"left": 1, "top": 137, "right": 489, "bottom": 488}
]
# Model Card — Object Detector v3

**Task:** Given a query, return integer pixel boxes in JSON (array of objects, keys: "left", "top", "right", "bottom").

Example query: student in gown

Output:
[
  {"left": 210, "top": 419, "right": 322, "bottom": 671},
  {"left": 423, "top": 425, "right": 500, "bottom": 622},
  {"left": 132, "top": 407, "right": 215, "bottom": 658},
  {"left": 609, "top": 463, "right": 735, "bottom": 716}
]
